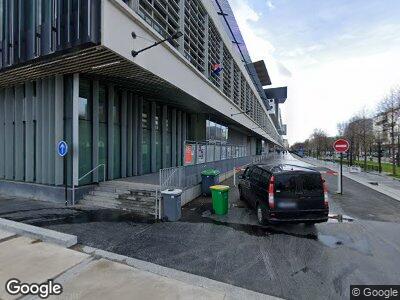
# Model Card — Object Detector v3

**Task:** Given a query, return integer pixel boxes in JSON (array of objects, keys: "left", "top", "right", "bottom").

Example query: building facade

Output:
[{"left": 0, "top": 0, "right": 285, "bottom": 202}]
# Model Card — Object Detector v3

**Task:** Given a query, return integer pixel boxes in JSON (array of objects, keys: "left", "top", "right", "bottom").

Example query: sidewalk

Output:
[
  {"left": 303, "top": 157, "right": 400, "bottom": 202},
  {"left": 0, "top": 227, "right": 278, "bottom": 300}
]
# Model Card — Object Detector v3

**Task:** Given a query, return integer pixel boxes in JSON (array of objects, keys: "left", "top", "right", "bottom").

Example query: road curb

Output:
[
  {"left": 81, "top": 246, "right": 281, "bottom": 300},
  {"left": 0, "top": 217, "right": 77, "bottom": 247}
]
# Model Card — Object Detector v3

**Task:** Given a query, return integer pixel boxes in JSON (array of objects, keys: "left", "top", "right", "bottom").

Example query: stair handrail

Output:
[{"left": 78, "top": 164, "right": 107, "bottom": 183}]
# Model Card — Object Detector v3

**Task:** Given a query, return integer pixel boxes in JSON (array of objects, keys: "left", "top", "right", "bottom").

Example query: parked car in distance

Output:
[{"left": 238, "top": 164, "right": 329, "bottom": 225}]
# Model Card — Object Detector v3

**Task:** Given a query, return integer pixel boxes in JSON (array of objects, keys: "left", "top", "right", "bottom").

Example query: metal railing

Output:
[
  {"left": 155, "top": 153, "right": 268, "bottom": 219},
  {"left": 78, "top": 164, "right": 106, "bottom": 183},
  {"left": 155, "top": 166, "right": 185, "bottom": 220},
  {"left": 71, "top": 164, "right": 106, "bottom": 206}
]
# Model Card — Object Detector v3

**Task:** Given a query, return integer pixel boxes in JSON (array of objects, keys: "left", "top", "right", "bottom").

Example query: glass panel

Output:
[
  {"left": 78, "top": 79, "right": 92, "bottom": 185},
  {"left": 113, "top": 91, "right": 121, "bottom": 178},
  {"left": 156, "top": 105, "right": 162, "bottom": 170},
  {"left": 98, "top": 85, "right": 107, "bottom": 181},
  {"left": 142, "top": 101, "right": 151, "bottom": 174}
]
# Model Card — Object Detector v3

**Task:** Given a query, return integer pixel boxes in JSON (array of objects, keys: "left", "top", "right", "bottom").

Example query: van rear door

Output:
[{"left": 274, "top": 172, "right": 324, "bottom": 210}]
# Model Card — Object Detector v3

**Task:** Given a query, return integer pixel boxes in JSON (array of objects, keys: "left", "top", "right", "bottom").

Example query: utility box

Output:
[{"left": 161, "top": 189, "right": 183, "bottom": 221}]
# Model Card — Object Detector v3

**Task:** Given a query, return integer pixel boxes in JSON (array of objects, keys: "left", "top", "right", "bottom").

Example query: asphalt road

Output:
[{"left": 1, "top": 154, "right": 400, "bottom": 300}]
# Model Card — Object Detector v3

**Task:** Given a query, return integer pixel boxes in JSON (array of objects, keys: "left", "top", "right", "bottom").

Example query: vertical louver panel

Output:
[
  {"left": 183, "top": 0, "right": 205, "bottom": 73},
  {"left": 138, "top": 0, "right": 181, "bottom": 48},
  {"left": 222, "top": 46, "right": 232, "bottom": 98},
  {"left": 208, "top": 20, "right": 221, "bottom": 88},
  {"left": 0, "top": 0, "right": 101, "bottom": 71},
  {"left": 233, "top": 63, "right": 240, "bottom": 106}
]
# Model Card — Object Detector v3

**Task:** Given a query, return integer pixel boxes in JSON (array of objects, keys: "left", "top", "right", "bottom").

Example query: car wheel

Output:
[{"left": 257, "top": 203, "right": 267, "bottom": 225}]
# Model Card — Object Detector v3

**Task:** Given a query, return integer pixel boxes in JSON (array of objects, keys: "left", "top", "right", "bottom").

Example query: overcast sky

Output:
[{"left": 229, "top": 0, "right": 400, "bottom": 145}]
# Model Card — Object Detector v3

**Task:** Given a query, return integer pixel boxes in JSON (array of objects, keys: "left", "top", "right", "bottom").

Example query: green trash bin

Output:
[
  {"left": 201, "top": 169, "right": 220, "bottom": 196},
  {"left": 210, "top": 185, "right": 230, "bottom": 215}
]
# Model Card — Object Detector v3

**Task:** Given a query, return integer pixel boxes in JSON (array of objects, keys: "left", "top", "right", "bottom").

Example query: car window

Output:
[
  {"left": 243, "top": 167, "right": 252, "bottom": 178},
  {"left": 275, "top": 173, "right": 323, "bottom": 197},
  {"left": 261, "top": 170, "right": 271, "bottom": 183},
  {"left": 250, "top": 167, "right": 262, "bottom": 181},
  {"left": 300, "top": 174, "right": 323, "bottom": 196},
  {"left": 275, "top": 174, "right": 297, "bottom": 197}
]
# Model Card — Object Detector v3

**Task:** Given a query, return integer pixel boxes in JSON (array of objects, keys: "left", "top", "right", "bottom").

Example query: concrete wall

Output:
[{"left": 101, "top": 0, "right": 280, "bottom": 145}]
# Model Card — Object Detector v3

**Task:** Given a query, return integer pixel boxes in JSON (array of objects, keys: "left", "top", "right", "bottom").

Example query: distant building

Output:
[{"left": 264, "top": 87, "right": 288, "bottom": 136}]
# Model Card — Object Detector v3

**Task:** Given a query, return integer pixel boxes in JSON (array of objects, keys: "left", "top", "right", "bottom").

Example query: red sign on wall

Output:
[{"left": 184, "top": 145, "right": 193, "bottom": 164}]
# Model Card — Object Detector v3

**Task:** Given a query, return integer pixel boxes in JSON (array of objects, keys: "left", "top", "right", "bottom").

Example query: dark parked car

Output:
[{"left": 238, "top": 164, "right": 329, "bottom": 224}]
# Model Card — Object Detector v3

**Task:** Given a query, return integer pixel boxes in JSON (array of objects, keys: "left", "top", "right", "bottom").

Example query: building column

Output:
[
  {"left": 24, "top": 83, "right": 34, "bottom": 182},
  {"left": 4, "top": 87, "right": 14, "bottom": 180},
  {"left": 150, "top": 101, "right": 156, "bottom": 173},
  {"left": 162, "top": 105, "right": 168, "bottom": 169},
  {"left": 54, "top": 75, "right": 64, "bottom": 186},
  {"left": 0, "top": 89, "right": 5, "bottom": 179},
  {"left": 48, "top": 77, "right": 56, "bottom": 185},
  {"left": 177, "top": 111, "right": 182, "bottom": 166},
  {"left": 127, "top": 93, "right": 133, "bottom": 177},
  {"left": 14, "top": 85, "right": 24, "bottom": 181},
  {"left": 137, "top": 96, "right": 143, "bottom": 175},
  {"left": 121, "top": 91, "right": 128, "bottom": 178},
  {"left": 133, "top": 95, "right": 139, "bottom": 175},
  {"left": 41, "top": 78, "right": 50, "bottom": 184},
  {"left": 92, "top": 80, "right": 99, "bottom": 182},
  {"left": 72, "top": 74, "right": 80, "bottom": 187},
  {"left": 107, "top": 85, "right": 115, "bottom": 180},
  {"left": 171, "top": 108, "right": 177, "bottom": 167},
  {"left": 35, "top": 80, "right": 43, "bottom": 183}
]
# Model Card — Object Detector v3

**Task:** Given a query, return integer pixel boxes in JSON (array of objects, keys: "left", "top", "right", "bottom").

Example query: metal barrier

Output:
[
  {"left": 155, "top": 153, "right": 268, "bottom": 219},
  {"left": 156, "top": 166, "right": 185, "bottom": 220}
]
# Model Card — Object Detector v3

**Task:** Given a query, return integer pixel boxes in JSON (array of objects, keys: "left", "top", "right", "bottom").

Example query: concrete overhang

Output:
[
  {"left": 251, "top": 60, "right": 271, "bottom": 86},
  {"left": 264, "top": 87, "right": 287, "bottom": 103},
  {"left": 0, "top": 0, "right": 283, "bottom": 147}
]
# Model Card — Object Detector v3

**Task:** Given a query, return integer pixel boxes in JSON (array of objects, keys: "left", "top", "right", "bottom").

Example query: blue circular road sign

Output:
[{"left": 57, "top": 141, "right": 68, "bottom": 157}]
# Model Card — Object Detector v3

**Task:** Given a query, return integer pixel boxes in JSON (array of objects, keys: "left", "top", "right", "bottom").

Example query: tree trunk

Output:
[
  {"left": 397, "top": 135, "right": 400, "bottom": 167},
  {"left": 391, "top": 123, "right": 396, "bottom": 175},
  {"left": 378, "top": 141, "right": 382, "bottom": 173}
]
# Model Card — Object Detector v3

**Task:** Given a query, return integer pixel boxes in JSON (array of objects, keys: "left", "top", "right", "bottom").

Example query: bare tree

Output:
[{"left": 378, "top": 87, "right": 400, "bottom": 175}]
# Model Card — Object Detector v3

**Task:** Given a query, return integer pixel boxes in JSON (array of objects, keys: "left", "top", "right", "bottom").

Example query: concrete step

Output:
[
  {"left": 81, "top": 195, "right": 156, "bottom": 211},
  {"left": 99, "top": 180, "right": 158, "bottom": 190},
  {"left": 83, "top": 195, "right": 120, "bottom": 203},
  {"left": 81, "top": 199, "right": 156, "bottom": 216},
  {"left": 89, "top": 190, "right": 121, "bottom": 198},
  {"left": 94, "top": 186, "right": 132, "bottom": 194},
  {"left": 122, "top": 195, "right": 156, "bottom": 203}
]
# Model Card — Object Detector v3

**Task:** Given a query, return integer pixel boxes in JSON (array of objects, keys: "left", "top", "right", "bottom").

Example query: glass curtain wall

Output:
[
  {"left": 113, "top": 91, "right": 121, "bottom": 178},
  {"left": 155, "top": 105, "right": 162, "bottom": 170},
  {"left": 142, "top": 101, "right": 151, "bottom": 174},
  {"left": 78, "top": 78, "right": 92, "bottom": 185},
  {"left": 98, "top": 84, "right": 108, "bottom": 181},
  {"left": 166, "top": 110, "right": 172, "bottom": 167}
]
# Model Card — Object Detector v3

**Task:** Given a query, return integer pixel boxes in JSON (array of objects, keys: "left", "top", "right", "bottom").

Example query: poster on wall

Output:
[
  {"left": 197, "top": 144, "right": 206, "bottom": 164},
  {"left": 184, "top": 144, "right": 194, "bottom": 165}
]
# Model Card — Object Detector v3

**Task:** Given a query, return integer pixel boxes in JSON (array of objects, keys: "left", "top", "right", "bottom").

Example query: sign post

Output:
[
  {"left": 333, "top": 139, "right": 350, "bottom": 195},
  {"left": 57, "top": 141, "right": 69, "bottom": 206}
]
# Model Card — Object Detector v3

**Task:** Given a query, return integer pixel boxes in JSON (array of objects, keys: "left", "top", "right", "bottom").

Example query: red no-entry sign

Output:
[{"left": 333, "top": 139, "right": 350, "bottom": 153}]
